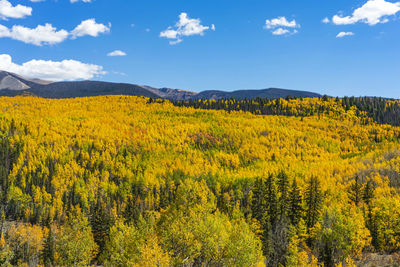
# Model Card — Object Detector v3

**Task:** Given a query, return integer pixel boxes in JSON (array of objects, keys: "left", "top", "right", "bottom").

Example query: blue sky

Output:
[{"left": 0, "top": 0, "right": 399, "bottom": 98}]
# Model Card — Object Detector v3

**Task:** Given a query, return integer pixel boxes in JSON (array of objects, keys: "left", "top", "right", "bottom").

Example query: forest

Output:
[
  {"left": 0, "top": 95, "right": 399, "bottom": 266},
  {"left": 172, "top": 96, "right": 400, "bottom": 126}
]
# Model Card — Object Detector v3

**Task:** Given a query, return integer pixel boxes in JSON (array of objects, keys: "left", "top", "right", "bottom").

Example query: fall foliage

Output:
[{"left": 0, "top": 95, "right": 399, "bottom": 266}]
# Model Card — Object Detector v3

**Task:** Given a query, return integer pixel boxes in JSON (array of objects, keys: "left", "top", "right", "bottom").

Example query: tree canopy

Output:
[{"left": 0, "top": 95, "right": 398, "bottom": 266}]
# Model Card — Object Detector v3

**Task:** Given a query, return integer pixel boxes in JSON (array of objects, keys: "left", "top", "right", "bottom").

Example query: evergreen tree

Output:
[
  {"left": 348, "top": 175, "right": 362, "bottom": 206},
  {"left": 288, "top": 179, "right": 303, "bottom": 226},
  {"left": 264, "top": 174, "right": 290, "bottom": 267},
  {"left": 251, "top": 178, "right": 267, "bottom": 223},
  {"left": 277, "top": 171, "right": 290, "bottom": 220},
  {"left": 305, "top": 176, "right": 322, "bottom": 231},
  {"left": 265, "top": 174, "right": 278, "bottom": 230},
  {"left": 363, "top": 180, "right": 377, "bottom": 248},
  {"left": 42, "top": 226, "right": 56, "bottom": 266},
  {"left": 91, "top": 194, "right": 114, "bottom": 257},
  {"left": 363, "top": 180, "right": 374, "bottom": 208}
]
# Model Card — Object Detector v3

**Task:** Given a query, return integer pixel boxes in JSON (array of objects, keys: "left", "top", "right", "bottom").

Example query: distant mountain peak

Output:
[
  {"left": 193, "top": 87, "right": 321, "bottom": 100},
  {"left": 0, "top": 71, "right": 31, "bottom": 91},
  {"left": 0, "top": 71, "right": 321, "bottom": 100},
  {"left": 0, "top": 70, "right": 54, "bottom": 90}
]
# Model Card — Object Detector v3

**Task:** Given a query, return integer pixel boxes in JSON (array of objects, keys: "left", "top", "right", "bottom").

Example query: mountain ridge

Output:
[{"left": 0, "top": 70, "right": 322, "bottom": 100}]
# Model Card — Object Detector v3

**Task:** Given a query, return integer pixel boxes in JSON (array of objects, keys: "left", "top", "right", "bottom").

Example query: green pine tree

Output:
[{"left": 288, "top": 179, "right": 303, "bottom": 226}]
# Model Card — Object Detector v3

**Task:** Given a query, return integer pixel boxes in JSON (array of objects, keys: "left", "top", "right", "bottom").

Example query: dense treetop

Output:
[{"left": 0, "top": 95, "right": 399, "bottom": 266}]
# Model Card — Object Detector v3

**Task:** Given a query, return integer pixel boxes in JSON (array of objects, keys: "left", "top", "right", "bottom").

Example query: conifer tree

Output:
[
  {"left": 42, "top": 225, "right": 56, "bottom": 266},
  {"left": 288, "top": 179, "right": 303, "bottom": 226},
  {"left": 363, "top": 180, "right": 377, "bottom": 248},
  {"left": 363, "top": 180, "right": 374, "bottom": 208},
  {"left": 305, "top": 176, "right": 322, "bottom": 231},
  {"left": 348, "top": 175, "right": 362, "bottom": 206},
  {"left": 90, "top": 195, "right": 114, "bottom": 257},
  {"left": 251, "top": 178, "right": 267, "bottom": 223},
  {"left": 265, "top": 174, "right": 278, "bottom": 229},
  {"left": 277, "top": 171, "right": 290, "bottom": 220}
]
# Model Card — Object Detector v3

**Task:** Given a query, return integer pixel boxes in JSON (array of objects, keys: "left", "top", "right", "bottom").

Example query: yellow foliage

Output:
[{"left": 0, "top": 96, "right": 399, "bottom": 265}]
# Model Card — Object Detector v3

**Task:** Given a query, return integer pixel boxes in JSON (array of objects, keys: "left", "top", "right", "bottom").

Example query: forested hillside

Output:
[
  {"left": 172, "top": 96, "right": 400, "bottom": 126},
  {"left": 0, "top": 96, "right": 399, "bottom": 266}
]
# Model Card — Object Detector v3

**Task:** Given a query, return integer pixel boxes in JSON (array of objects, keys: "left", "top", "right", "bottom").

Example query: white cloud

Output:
[
  {"left": 160, "top": 12, "right": 213, "bottom": 44},
  {"left": 107, "top": 50, "right": 126, "bottom": 56},
  {"left": 0, "top": 23, "right": 69, "bottom": 45},
  {"left": 71, "top": 18, "right": 110, "bottom": 38},
  {"left": 272, "top": 28, "right": 290, "bottom": 35},
  {"left": 332, "top": 0, "right": 400, "bottom": 25},
  {"left": 264, "top": 16, "right": 299, "bottom": 35},
  {"left": 0, "top": 54, "right": 105, "bottom": 81},
  {"left": 336, "top": 31, "right": 355, "bottom": 38},
  {"left": 112, "top": 71, "right": 126, "bottom": 76},
  {"left": 322, "top": 17, "right": 330, "bottom": 24},
  {"left": 265, "top": 16, "right": 298, "bottom": 29},
  {"left": 0, "top": 0, "right": 32, "bottom": 20},
  {"left": 0, "top": 19, "right": 110, "bottom": 45},
  {"left": 0, "top": 24, "right": 8, "bottom": 35},
  {"left": 169, "top": 39, "right": 182, "bottom": 45}
]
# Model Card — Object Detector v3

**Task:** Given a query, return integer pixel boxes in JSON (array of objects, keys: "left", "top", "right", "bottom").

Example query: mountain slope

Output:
[
  {"left": 0, "top": 71, "right": 31, "bottom": 91},
  {"left": 0, "top": 71, "right": 192, "bottom": 99},
  {"left": 193, "top": 88, "right": 321, "bottom": 100},
  {"left": 29, "top": 81, "right": 161, "bottom": 99},
  {"left": 0, "top": 71, "right": 54, "bottom": 89},
  {"left": 0, "top": 70, "right": 321, "bottom": 100}
]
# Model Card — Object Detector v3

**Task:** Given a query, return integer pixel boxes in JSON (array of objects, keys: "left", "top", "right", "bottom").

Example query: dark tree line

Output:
[
  {"left": 342, "top": 96, "right": 400, "bottom": 126},
  {"left": 171, "top": 96, "right": 400, "bottom": 126},
  {"left": 172, "top": 97, "right": 335, "bottom": 117}
]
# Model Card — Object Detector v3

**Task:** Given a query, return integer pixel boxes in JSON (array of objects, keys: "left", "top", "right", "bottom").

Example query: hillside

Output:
[
  {"left": 0, "top": 70, "right": 195, "bottom": 100},
  {"left": 0, "top": 95, "right": 399, "bottom": 266},
  {"left": 193, "top": 88, "right": 321, "bottom": 100},
  {"left": 29, "top": 81, "right": 161, "bottom": 99},
  {"left": 173, "top": 95, "right": 400, "bottom": 126},
  {"left": 0, "top": 70, "right": 321, "bottom": 100}
]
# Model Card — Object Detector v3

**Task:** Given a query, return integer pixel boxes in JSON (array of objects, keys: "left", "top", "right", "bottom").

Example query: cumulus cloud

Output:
[
  {"left": 160, "top": 12, "right": 213, "bottom": 45},
  {"left": 264, "top": 16, "right": 299, "bottom": 35},
  {"left": 265, "top": 17, "right": 298, "bottom": 29},
  {"left": 322, "top": 17, "right": 330, "bottom": 24},
  {"left": 0, "top": 54, "right": 105, "bottom": 81},
  {"left": 272, "top": 28, "right": 292, "bottom": 35},
  {"left": 71, "top": 19, "right": 110, "bottom": 38},
  {"left": 107, "top": 50, "right": 126, "bottom": 56},
  {"left": 0, "top": 0, "right": 32, "bottom": 20},
  {"left": 0, "top": 18, "right": 110, "bottom": 45},
  {"left": 332, "top": 0, "right": 400, "bottom": 25},
  {"left": 336, "top": 31, "right": 355, "bottom": 38},
  {"left": 0, "top": 24, "right": 8, "bottom": 35},
  {"left": 0, "top": 23, "right": 69, "bottom": 45}
]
